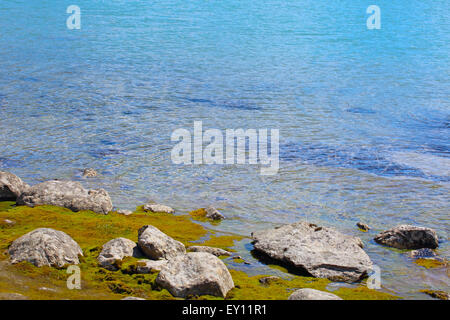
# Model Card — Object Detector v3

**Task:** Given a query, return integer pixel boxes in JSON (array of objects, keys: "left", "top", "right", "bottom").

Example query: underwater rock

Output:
[
  {"left": 374, "top": 225, "right": 438, "bottom": 249},
  {"left": 82, "top": 168, "right": 97, "bottom": 178},
  {"left": 356, "top": 222, "right": 370, "bottom": 231},
  {"left": 251, "top": 221, "right": 372, "bottom": 282},
  {"left": 8, "top": 228, "right": 83, "bottom": 267},
  {"left": 188, "top": 246, "right": 232, "bottom": 257},
  {"left": 143, "top": 203, "right": 175, "bottom": 214},
  {"left": 288, "top": 288, "right": 342, "bottom": 300},
  {"left": 138, "top": 225, "right": 185, "bottom": 260},
  {"left": 98, "top": 238, "right": 142, "bottom": 271},
  {"left": 205, "top": 206, "right": 225, "bottom": 220},
  {"left": 0, "top": 171, "right": 29, "bottom": 201},
  {"left": 156, "top": 252, "right": 234, "bottom": 298},
  {"left": 17, "top": 180, "right": 113, "bottom": 215}
]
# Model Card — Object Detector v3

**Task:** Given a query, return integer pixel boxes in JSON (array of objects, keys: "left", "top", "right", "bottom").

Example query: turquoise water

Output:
[{"left": 0, "top": 1, "right": 449, "bottom": 298}]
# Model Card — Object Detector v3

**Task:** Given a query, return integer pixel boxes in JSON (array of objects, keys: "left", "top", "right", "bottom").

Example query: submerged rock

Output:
[
  {"left": 356, "top": 222, "right": 370, "bottom": 231},
  {"left": 8, "top": 228, "right": 83, "bottom": 267},
  {"left": 288, "top": 288, "right": 342, "bottom": 300},
  {"left": 251, "top": 221, "right": 372, "bottom": 282},
  {"left": 138, "top": 225, "right": 185, "bottom": 260},
  {"left": 374, "top": 225, "right": 439, "bottom": 249},
  {"left": 143, "top": 203, "right": 175, "bottom": 214},
  {"left": 156, "top": 252, "right": 234, "bottom": 298},
  {"left": 98, "top": 238, "right": 142, "bottom": 271},
  {"left": 17, "top": 180, "right": 113, "bottom": 215},
  {"left": 205, "top": 206, "right": 225, "bottom": 220},
  {"left": 188, "top": 246, "right": 232, "bottom": 257},
  {"left": 0, "top": 171, "right": 29, "bottom": 201},
  {"left": 82, "top": 168, "right": 97, "bottom": 178}
]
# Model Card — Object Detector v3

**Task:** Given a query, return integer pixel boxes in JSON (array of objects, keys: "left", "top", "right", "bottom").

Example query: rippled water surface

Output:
[{"left": 0, "top": 1, "right": 449, "bottom": 298}]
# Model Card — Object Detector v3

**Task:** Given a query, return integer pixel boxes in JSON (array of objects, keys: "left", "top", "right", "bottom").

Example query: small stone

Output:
[
  {"left": 0, "top": 292, "right": 28, "bottom": 300},
  {"left": 38, "top": 287, "right": 57, "bottom": 293},
  {"left": 143, "top": 203, "right": 175, "bottom": 214},
  {"left": 117, "top": 209, "right": 133, "bottom": 216},
  {"left": 121, "top": 296, "right": 146, "bottom": 300},
  {"left": 356, "top": 222, "right": 370, "bottom": 231},
  {"left": 82, "top": 168, "right": 97, "bottom": 177},
  {"left": 288, "top": 288, "right": 343, "bottom": 300},
  {"left": 2, "top": 219, "right": 15, "bottom": 225},
  {"left": 259, "top": 276, "right": 281, "bottom": 285},
  {"left": 188, "top": 246, "right": 232, "bottom": 257},
  {"left": 374, "top": 225, "right": 439, "bottom": 249},
  {"left": 205, "top": 206, "right": 225, "bottom": 220}
]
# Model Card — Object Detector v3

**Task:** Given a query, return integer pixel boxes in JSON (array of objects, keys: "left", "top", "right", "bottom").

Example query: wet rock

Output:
[
  {"left": 8, "top": 228, "right": 83, "bottom": 267},
  {"left": 188, "top": 246, "right": 232, "bottom": 257},
  {"left": 82, "top": 168, "right": 97, "bottom": 178},
  {"left": 132, "top": 259, "right": 168, "bottom": 273},
  {"left": 374, "top": 225, "right": 439, "bottom": 249},
  {"left": 117, "top": 209, "right": 133, "bottom": 216},
  {"left": 205, "top": 206, "right": 225, "bottom": 220},
  {"left": 288, "top": 288, "right": 342, "bottom": 300},
  {"left": 251, "top": 221, "right": 372, "bottom": 282},
  {"left": 121, "top": 296, "right": 146, "bottom": 300},
  {"left": 17, "top": 180, "right": 113, "bottom": 215},
  {"left": 156, "top": 252, "right": 234, "bottom": 298},
  {"left": 143, "top": 203, "right": 174, "bottom": 214},
  {"left": 408, "top": 248, "right": 437, "bottom": 259},
  {"left": 420, "top": 290, "right": 449, "bottom": 300},
  {"left": 98, "top": 238, "right": 142, "bottom": 271},
  {"left": 0, "top": 171, "right": 29, "bottom": 201},
  {"left": 356, "top": 222, "right": 370, "bottom": 231},
  {"left": 138, "top": 225, "right": 185, "bottom": 260},
  {"left": 259, "top": 276, "right": 281, "bottom": 285}
]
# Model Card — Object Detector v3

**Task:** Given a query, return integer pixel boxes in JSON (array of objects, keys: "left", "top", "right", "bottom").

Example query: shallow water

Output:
[{"left": 0, "top": 1, "right": 449, "bottom": 298}]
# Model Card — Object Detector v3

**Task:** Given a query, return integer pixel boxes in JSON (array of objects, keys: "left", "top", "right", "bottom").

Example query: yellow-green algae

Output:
[
  {"left": 414, "top": 258, "right": 448, "bottom": 269},
  {"left": 0, "top": 203, "right": 398, "bottom": 300}
]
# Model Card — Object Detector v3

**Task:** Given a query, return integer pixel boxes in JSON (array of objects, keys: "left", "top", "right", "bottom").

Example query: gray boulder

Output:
[
  {"left": 0, "top": 171, "right": 29, "bottom": 201},
  {"left": 8, "top": 228, "right": 83, "bottom": 267},
  {"left": 138, "top": 225, "right": 185, "bottom": 260},
  {"left": 188, "top": 246, "right": 232, "bottom": 257},
  {"left": 156, "top": 252, "right": 234, "bottom": 298},
  {"left": 288, "top": 288, "right": 342, "bottom": 300},
  {"left": 98, "top": 238, "right": 142, "bottom": 270},
  {"left": 132, "top": 259, "right": 168, "bottom": 273},
  {"left": 143, "top": 203, "right": 174, "bottom": 214},
  {"left": 251, "top": 221, "right": 372, "bottom": 282},
  {"left": 117, "top": 209, "right": 133, "bottom": 216},
  {"left": 374, "top": 225, "right": 439, "bottom": 249},
  {"left": 205, "top": 206, "right": 225, "bottom": 220},
  {"left": 17, "top": 180, "right": 113, "bottom": 214}
]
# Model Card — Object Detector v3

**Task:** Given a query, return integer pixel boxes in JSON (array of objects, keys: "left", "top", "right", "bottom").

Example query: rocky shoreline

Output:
[{"left": 0, "top": 170, "right": 447, "bottom": 300}]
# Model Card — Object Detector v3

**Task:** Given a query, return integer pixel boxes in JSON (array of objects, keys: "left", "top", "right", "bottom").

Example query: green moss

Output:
[{"left": 414, "top": 258, "right": 447, "bottom": 269}]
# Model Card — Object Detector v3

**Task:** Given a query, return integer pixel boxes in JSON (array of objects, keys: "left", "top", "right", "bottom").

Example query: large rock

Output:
[
  {"left": 288, "top": 288, "right": 342, "bottom": 300},
  {"left": 251, "top": 221, "right": 372, "bottom": 282},
  {"left": 138, "top": 225, "right": 185, "bottom": 260},
  {"left": 97, "top": 238, "right": 142, "bottom": 271},
  {"left": 17, "top": 180, "right": 113, "bottom": 214},
  {"left": 156, "top": 252, "right": 234, "bottom": 298},
  {"left": 0, "top": 171, "right": 29, "bottom": 201},
  {"left": 8, "top": 228, "right": 83, "bottom": 267},
  {"left": 188, "top": 246, "right": 232, "bottom": 257},
  {"left": 374, "top": 225, "right": 439, "bottom": 249}
]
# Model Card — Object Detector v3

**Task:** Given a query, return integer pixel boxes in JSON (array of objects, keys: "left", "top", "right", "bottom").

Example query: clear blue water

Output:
[{"left": 0, "top": 1, "right": 449, "bottom": 298}]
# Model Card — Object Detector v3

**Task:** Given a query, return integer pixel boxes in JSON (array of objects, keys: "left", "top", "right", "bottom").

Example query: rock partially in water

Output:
[
  {"left": 156, "top": 252, "right": 234, "bottom": 298},
  {"left": 0, "top": 171, "right": 29, "bottom": 201},
  {"left": 420, "top": 290, "right": 449, "bottom": 300},
  {"left": 17, "top": 180, "right": 113, "bottom": 215},
  {"left": 408, "top": 248, "right": 437, "bottom": 259},
  {"left": 205, "top": 206, "right": 225, "bottom": 220},
  {"left": 288, "top": 288, "right": 342, "bottom": 300},
  {"left": 251, "top": 221, "right": 372, "bottom": 282},
  {"left": 143, "top": 203, "right": 175, "bottom": 214},
  {"left": 98, "top": 238, "right": 142, "bottom": 271},
  {"left": 356, "top": 222, "right": 370, "bottom": 231},
  {"left": 138, "top": 225, "right": 185, "bottom": 260},
  {"left": 8, "top": 228, "right": 83, "bottom": 267},
  {"left": 82, "top": 168, "right": 97, "bottom": 178},
  {"left": 374, "top": 225, "right": 439, "bottom": 249},
  {"left": 188, "top": 246, "right": 232, "bottom": 257}
]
